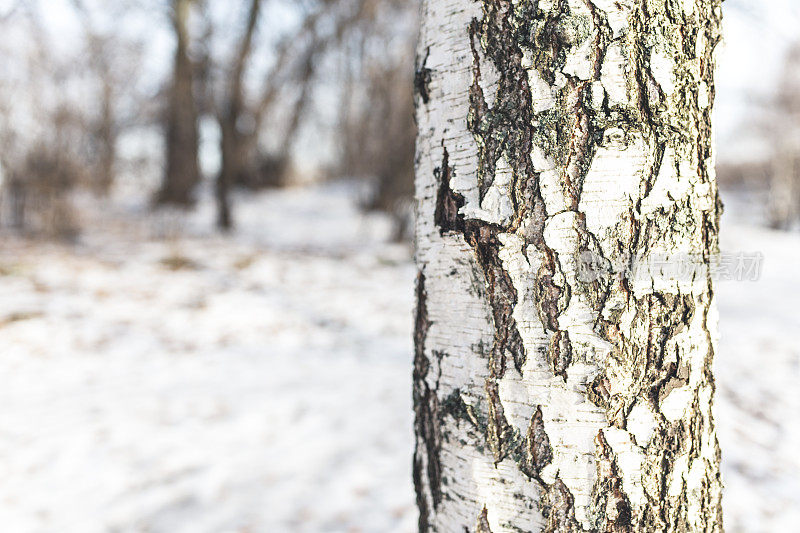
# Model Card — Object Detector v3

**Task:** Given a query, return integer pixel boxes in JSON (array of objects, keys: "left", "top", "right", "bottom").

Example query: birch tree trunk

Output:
[{"left": 413, "top": 1, "right": 723, "bottom": 531}]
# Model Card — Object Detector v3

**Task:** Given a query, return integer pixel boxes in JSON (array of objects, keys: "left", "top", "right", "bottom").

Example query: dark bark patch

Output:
[
  {"left": 464, "top": 223, "right": 526, "bottom": 375},
  {"left": 485, "top": 378, "right": 514, "bottom": 463},
  {"left": 593, "top": 430, "right": 633, "bottom": 533},
  {"left": 640, "top": 293, "right": 695, "bottom": 406},
  {"left": 412, "top": 453, "right": 431, "bottom": 533},
  {"left": 548, "top": 331, "right": 573, "bottom": 381},
  {"left": 535, "top": 252, "right": 566, "bottom": 332},
  {"left": 414, "top": 271, "right": 431, "bottom": 372},
  {"left": 524, "top": 405, "right": 553, "bottom": 477},
  {"left": 413, "top": 272, "right": 443, "bottom": 521},
  {"left": 466, "top": 20, "right": 493, "bottom": 201},
  {"left": 434, "top": 146, "right": 465, "bottom": 234},
  {"left": 441, "top": 388, "right": 484, "bottom": 431},
  {"left": 467, "top": 3, "right": 537, "bottom": 206},
  {"left": 476, "top": 505, "right": 494, "bottom": 533},
  {"left": 415, "top": 47, "right": 433, "bottom": 105},
  {"left": 434, "top": 143, "right": 526, "bottom": 376},
  {"left": 545, "top": 478, "right": 582, "bottom": 533},
  {"left": 587, "top": 373, "right": 611, "bottom": 409}
]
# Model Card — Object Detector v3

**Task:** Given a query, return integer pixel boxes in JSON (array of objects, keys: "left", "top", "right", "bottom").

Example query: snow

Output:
[
  {"left": 716, "top": 194, "right": 800, "bottom": 532},
  {"left": 0, "top": 183, "right": 797, "bottom": 532},
  {"left": 0, "top": 184, "right": 416, "bottom": 533}
]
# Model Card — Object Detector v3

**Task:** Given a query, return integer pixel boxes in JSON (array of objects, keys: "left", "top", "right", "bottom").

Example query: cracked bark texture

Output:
[{"left": 413, "top": 0, "right": 723, "bottom": 531}]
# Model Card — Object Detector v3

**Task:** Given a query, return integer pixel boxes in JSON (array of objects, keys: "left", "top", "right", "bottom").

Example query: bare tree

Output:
[
  {"left": 156, "top": 0, "right": 202, "bottom": 207},
  {"left": 204, "top": 0, "right": 331, "bottom": 229},
  {"left": 342, "top": 59, "right": 416, "bottom": 239},
  {"left": 208, "top": 0, "right": 365, "bottom": 228},
  {"left": 71, "top": 0, "right": 133, "bottom": 197},
  {"left": 768, "top": 43, "right": 800, "bottom": 229},
  {"left": 196, "top": 0, "right": 417, "bottom": 230},
  {"left": 335, "top": 0, "right": 418, "bottom": 239},
  {"left": 414, "top": 0, "right": 723, "bottom": 530},
  {"left": 215, "top": 0, "right": 261, "bottom": 230},
  {"left": 0, "top": 4, "right": 91, "bottom": 237}
]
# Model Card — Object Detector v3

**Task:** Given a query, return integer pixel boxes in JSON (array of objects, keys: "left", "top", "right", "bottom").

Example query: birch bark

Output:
[{"left": 413, "top": 1, "right": 723, "bottom": 531}]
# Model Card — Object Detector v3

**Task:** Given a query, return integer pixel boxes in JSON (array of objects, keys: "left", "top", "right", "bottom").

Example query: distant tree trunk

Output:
[
  {"left": 7, "top": 175, "right": 26, "bottom": 231},
  {"left": 216, "top": 107, "right": 239, "bottom": 230},
  {"left": 768, "top": 44, "right": 800, "bottom": 230},
  {"left": 95, "top": 77, "right": 116, "bottom": 196},
  {"left": 72, "top": 0, "right": 119, "bottom": 197},
  {"left": 158, "top": 0, "right": 201, "bottom": 207},
  {"left": 216, "top": 0, "right": 260, "bottom": 230},
  {"left": 768, "top": 139, "right": 799, "bottom": 229},
  {"left": 413, "top": 1, "right": 723, "bottom": 531}
]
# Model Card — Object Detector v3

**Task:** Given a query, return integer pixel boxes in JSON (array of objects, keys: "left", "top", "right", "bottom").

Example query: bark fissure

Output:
[
  {"left": 593, "top": 430, "right": 633, "bottom": 532},
  {"left": 434, "top": 145, "right": 526, "bottom": 378},
  {"left": 413, "top": 271, "right": 443, "bottom": 529},
  {"left": 476, "top": 506, "right": 494, "bottom": 533},
  {"left": 416, "top": 47, "right": 433, "bottom": 105}
]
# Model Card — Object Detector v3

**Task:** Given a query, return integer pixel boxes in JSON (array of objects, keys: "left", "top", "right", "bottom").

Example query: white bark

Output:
[{"left": 413, "top": 1, "right": 723, "bottom": 531}]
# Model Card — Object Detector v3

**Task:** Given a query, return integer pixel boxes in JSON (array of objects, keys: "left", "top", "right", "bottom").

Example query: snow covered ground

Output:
[
  {"left": 715, "top": 191, "right": 800, "bottom": 532},
  {"left": 0, "top": 183, "right": 797, "bottom": 532}
]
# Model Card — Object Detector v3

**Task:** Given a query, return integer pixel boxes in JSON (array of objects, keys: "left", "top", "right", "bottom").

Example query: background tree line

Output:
[
  {"left": 0, "top": 0, "right": 417, "bottom": 238},
  {"left": 2, "top": 0, "right": 800, "bottom": 239}
]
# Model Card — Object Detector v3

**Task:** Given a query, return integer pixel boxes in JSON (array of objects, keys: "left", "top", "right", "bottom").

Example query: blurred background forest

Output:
[
  {"left": 0, "top": 0, "right": 798, "bottom": 532},
  {"left": 0, "top": 0, "right": 417, "bottom": 239},
  {"left": 0, "top": 0, "right": 799, "bottom": 236}
]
